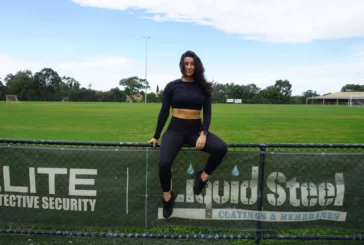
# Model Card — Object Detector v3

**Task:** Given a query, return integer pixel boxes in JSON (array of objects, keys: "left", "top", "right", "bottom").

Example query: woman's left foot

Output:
[
  {"left": 162, "top": 190, "right": 177, "bottom": 218},
  {"left": 193, "top": 169, "right": 207, "bottom": 195}
]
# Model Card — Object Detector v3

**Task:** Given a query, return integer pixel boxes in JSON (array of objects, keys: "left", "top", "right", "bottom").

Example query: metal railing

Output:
[{"left": 1, "top": 138, "right": 364, "bottom": 244}]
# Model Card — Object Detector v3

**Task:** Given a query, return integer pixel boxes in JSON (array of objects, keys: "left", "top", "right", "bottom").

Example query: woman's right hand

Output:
[{"left": 147, "top": 138, "right": 158, "bottom": 148}]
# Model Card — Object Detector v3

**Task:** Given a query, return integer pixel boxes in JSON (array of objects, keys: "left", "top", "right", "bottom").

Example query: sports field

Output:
[
  {"left": 1, "top": 102, "right": 364, "bottom": 143},
  {"left": 0, "top": 102, "right": 363, "bottom": 245}
]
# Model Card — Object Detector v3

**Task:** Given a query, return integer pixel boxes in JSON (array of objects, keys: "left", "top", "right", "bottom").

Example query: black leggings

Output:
[{"left": 159, "top": 117, "right": 228, "bottom": 192}]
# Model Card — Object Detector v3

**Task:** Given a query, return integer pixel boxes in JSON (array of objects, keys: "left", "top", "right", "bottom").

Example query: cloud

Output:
[
  {"left": 210, "top": 57, "right": 364, "bottom": 96},
  {"left": 71, "top": 0, "right": 364, "bottom": 43},
  {"left": 2, "top": 50, "right": 364, "bottom": 95},
  {"left": 0, "top": 54, "right": 176, "bottom": 93},
  {"left": 56, "top": 56, "right": 179, "bottom": 93},
  {"left": 0, "top": 54, "right": 44, "bottom": 78},
  {"left": 59, "top": 56, "right": 133, "bottom": 70},
  {"left": 0, "top": 54, "right": 140, "bottom": 91},
  {"left": 55, "top": 55, "right": 138, "bottom": 90}
]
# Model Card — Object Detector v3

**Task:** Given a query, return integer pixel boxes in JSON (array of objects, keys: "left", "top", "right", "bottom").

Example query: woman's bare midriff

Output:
[{"left": 172, "top": 108, "right": 201, "bottom": 119}]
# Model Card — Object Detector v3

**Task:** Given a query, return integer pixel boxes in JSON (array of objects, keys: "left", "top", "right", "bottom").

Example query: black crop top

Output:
[{"left": 153, "top": 78, "right": 211, "bottom": 139}]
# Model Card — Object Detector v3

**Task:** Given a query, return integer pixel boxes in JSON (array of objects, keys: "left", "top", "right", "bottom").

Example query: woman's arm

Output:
[
  {"left": 153, "top": 83, "right": 172, "bottom": 139},
  {"left": 201, "top": 94, "right": 212, "bottom": 136}
]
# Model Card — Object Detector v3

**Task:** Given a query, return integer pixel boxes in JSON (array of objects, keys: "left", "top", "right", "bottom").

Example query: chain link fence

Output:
[{"left": 0, "top": 139, "right": 364, "bottom": 242}]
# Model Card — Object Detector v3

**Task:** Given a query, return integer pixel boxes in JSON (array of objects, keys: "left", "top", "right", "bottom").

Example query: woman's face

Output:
[{"left": 183, "top": 57, "right": 195, "bottom": 77}]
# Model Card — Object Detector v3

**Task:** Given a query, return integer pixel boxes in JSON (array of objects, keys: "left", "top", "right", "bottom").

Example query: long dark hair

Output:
[{"left": 179, "top": 50, "right": 212, "bottom": 95}]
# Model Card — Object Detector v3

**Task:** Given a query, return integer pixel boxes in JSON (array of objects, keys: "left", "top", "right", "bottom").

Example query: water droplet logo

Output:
[
  {"left": 232, "top": 165, "right": 240, "bottom": 176},
  {"left": 187, "top": 163, "right": 194, "bottom": 175}
]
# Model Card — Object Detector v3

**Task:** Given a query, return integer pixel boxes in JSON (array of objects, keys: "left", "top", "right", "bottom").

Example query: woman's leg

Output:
[
  {"left": 159, "top": 129, "right": 185, "bottom": 218},
  {"left": 159, "top": 129, "right": 185, "bottom": 194},
  {"left": 187, "top": 132, "right": 228, "bottom": 194}
]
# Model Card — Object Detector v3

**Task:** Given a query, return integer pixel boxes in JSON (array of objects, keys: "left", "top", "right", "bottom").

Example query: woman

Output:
[{"left": 147, "top": 50, "right": 228, "bottom": 219}]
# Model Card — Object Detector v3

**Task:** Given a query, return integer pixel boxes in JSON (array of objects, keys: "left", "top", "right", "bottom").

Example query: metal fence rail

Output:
[
  {"left": 1, "top": 228, "right": 364, "bottom": 240},
  {"left": 1, "top": 138, "right": 364, "bottom": 244}
]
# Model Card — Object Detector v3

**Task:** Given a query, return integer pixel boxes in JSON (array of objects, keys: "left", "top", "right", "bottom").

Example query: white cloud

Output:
[
  {"left": 2, "top": 51, "right": 364, "bottom": 95},
  {"left": 59, "top": 56, "right": 132, "bottom": 70},
  {"left": 71, "top": 0, "right": 364, "bottom": 43},
  {"left": 0, "top": 54, "right": 44, "bottom": 78},
  {"left": 210, "top": 57, "right": 364, "bottom": 95},
  {"left": 56, "top": 56, "right": 179, "bottom": 92},
  {"left": 0, "top": 54, "right": 176, "bottom": 93},
  {"left": 144, "top": 72, "right": 180, "bottom": 92},
  {"left": 0, "top": 54, "right": 140, "bottom": 91},
  {"left": 56, "top": 56, "right": 139, "bottom": 90}
]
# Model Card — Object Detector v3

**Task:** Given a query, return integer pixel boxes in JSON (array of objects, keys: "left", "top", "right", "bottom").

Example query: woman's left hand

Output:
[{"left": 196, "top": 134, "right": 207, "bottom": 150}]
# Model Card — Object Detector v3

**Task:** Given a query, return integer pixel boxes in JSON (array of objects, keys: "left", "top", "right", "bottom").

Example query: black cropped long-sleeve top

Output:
[{"left": 153, "top": 78, "right": 211, "bottom": 139}]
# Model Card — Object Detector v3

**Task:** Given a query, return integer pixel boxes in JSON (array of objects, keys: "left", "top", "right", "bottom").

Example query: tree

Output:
[
  {"left": 156, "top": 85, "right": 159, "bottom": 93},
  {"left": 60, "top": 76, "right": 80, "bottom": 100},
  {"left": 109, "top": 87, "right": 126, "bottom": 102},
  {"left": 119, "top": 76, "right": 150, "bottom": 95},
  {"left": 34, "top": 68, "right": 62, "bottom": 101},
  {"left": 289, "top": 90, "right": 320, "bottom": 104},
  {"left": 68, "top": 88, "right": 96, "bottom": 102},
  {"left": 4, "top": 73, "right": 14, "bottom": 85},
  {"left": 259, "top": 86, "right": 277, "bottom": 103},
  {"left": 0, "top": 78, "right": 5, "bottom": 100},
  {"left": 6, "top": 70, "right": 38, "bottom": 100},
  {"left": 156, "top": 89, "right": 164, "bottom": 103},
  {"left": 210, "top": 81, "right": 262, "bottom": 103},
  {"left": 62, "top": 76, "right": 80, "bottom": 90},
  {"left": 246, "top": 83, "right": 260, "bottom": 96},
  {"left": 302, "top": 90, "right": 320, "bottom": 98},
  {"left": 257, "top": 80, "right": 293, "bottom": 104},
  {"left": 341, "top": 84, "right": 364, "bottom": 92},
  {"left": 211, "top": 82, "right": 228, "bottom": 103},
  {"left": 240, "top": 83, "right": 261, "bottom": 103},
  {"left": 147, "top": 92, "right": 157, "bottom": 103},
  {"left": 274, "top": 80, "right": 292, "bottom": 103}
]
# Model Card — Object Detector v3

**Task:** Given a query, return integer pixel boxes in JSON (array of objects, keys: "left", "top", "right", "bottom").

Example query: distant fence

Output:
[{"left": 1, "top": 138, "right": 364, "bottom": 243}]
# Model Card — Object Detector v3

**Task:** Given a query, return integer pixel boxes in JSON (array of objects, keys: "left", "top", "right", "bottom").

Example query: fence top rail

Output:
[{"left": 1, "top": 138, "right": 364, "bottom": 149}]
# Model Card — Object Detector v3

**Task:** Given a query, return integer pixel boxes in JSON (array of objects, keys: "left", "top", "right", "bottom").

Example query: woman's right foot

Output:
[{"left": 162, "top": 190, "right": 177, "bottom": 218}]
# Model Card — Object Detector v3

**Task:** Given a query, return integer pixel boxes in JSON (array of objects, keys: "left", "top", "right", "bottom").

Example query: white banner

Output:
[{"left": 158, "top": 208, "right": 347, "bottom": 222}]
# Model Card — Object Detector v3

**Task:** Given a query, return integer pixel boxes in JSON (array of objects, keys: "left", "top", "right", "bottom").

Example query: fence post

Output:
[{"left": 255, "top": 145, "right": 266, "bottom": 244}]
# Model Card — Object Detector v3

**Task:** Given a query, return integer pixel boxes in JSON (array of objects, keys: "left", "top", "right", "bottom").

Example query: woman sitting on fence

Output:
[{"left": 147, "top": 50, "right": 228, "bottom": 218}]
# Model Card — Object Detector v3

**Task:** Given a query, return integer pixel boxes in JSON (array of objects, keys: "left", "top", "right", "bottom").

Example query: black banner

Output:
[{"left": 0, "top": 143, "right": 363, "bottom": 231}]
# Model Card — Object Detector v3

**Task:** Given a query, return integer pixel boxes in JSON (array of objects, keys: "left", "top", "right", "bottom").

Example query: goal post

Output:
[
  {"left": 6, "top": 95, "right": 20, "bottom": 103},
  {"left": 349, "top": 95, "right": 364, "bottom": 107}
]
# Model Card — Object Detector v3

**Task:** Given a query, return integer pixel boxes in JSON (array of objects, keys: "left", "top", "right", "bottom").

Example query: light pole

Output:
[{"left": 143, "top": 36, "right": 150, "bottom": 103}]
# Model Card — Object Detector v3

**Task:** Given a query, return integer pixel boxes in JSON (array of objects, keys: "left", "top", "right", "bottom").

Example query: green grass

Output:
[
  {"left": 0, "top": 233, "right": 363, "bottom": 245},
  {"left": 1, "top": 102, "right": 364, "bottom": 143},
  {"left": 0, "top": 101, "right": 364, "bottom": 244}
]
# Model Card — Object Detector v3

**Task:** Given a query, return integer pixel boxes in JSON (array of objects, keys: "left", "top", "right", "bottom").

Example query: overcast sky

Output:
[{"left": 1, "top": 0, "right": 364, "bottom": 95}]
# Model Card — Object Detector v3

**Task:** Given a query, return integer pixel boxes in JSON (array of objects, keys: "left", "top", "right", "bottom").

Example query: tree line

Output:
[{"left": 1, "top": 67, "right": 363, "bottom": 104}]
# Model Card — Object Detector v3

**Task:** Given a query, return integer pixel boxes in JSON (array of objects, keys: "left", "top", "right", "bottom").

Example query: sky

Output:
[{"left": 1, "top": 0, "right": 364, "bottom": 96}]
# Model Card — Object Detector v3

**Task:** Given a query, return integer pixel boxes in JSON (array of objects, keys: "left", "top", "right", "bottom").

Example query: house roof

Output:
[{"left": 308, "top": 92, "right": 364, "bottom": 99}]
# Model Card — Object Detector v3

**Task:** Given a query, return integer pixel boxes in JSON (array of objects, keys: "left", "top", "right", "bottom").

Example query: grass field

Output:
[
  {"left": 1, "top": 102, "right": 364, "bottom": 143},
  {"left": 1, "top": 101, "right": 364, "bottom": 244}
]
